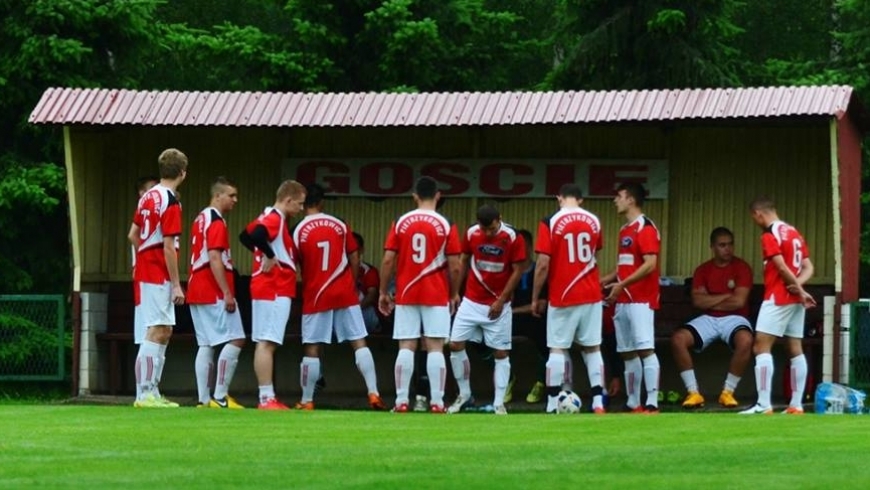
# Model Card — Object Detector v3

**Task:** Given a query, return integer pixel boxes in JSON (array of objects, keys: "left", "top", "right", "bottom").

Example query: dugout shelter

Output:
[{"left": 30, "top": 85, "right": 866, "bottom": 399}]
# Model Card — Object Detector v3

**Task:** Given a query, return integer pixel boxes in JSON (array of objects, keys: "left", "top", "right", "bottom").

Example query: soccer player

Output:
[
  {"left": 188, "top": 177, "right": 245, "bottom": 409},
  {"left": 131, "top": 175, "right": 158, "bottom": 401},
  {"left": 740, "top": 197, "right": 815, "bottom": 415},
  {"left": 291, "top": 183, "right": 385, "bottom": 410},
  {"left": 354, "top": 232, "right": 382, "bottom": 333},
  {"left": 673, "top": 227, "right": 754, "bottom": 409},
  {"left": 602, "top": 182, "right": 661, "bottom": 413},
  {"left": 239, "top": 179, "right": 306, "bottom": 410},
  {"left": 532, "top": 183, "right": 607, "bottom": 414},
  {"left": 127, "top": 149, "right": 187, "bottom": 408},
  {"left": 379, "top": 176, "right": 462, "bottom": 413},
  {"left": 447, "top": 205, "right": 526, "bottom": 415}
]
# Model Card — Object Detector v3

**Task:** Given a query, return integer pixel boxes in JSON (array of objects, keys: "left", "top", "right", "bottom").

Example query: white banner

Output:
[{"left": 284, "top": 159, "right": 668, "bottom": 198}]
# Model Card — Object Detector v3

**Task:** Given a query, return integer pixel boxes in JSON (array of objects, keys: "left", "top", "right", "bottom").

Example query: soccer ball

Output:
[{"left": 556, "top": 390, "right": 582, "bottom": 414}]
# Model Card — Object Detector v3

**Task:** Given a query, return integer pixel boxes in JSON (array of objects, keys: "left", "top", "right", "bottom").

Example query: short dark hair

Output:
[
  {"left": 476, "top": 204, "right": 500, "bottom": 227},
  {"left": 558, "top": 183, "right": 583, "bottom": 199},
  {"left": 709, "top": 227, "right": 733, "bottom": 245},
  {"left": 210, "top": 176, "right": 235, "bottom": 197},
  {"left": 749, "top": 196, "right": 776, "bottom": 212},
  {"left": 352, "top": 231, "right": 364, "bottom": 249},
  {"left": 135, "top": 175, "right": 158, "bottom": 194},
  {"left": 415, "top": 176, "right": 438, "bottom": 200},
  {"left": 617, "top": 182, "right": 647, "bottom": 207},
  {"left": 304, "top": 183, "right": 327, "bottom": 207}
]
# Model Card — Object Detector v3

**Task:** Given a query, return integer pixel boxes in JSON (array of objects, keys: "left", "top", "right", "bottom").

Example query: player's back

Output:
[
  {"left": 385, "top": 209, "right": 460, "bottom": 306},
  {"left": 538, "top": 207, "right": 602, "bottom": 306},
  {"left": 188, "top": 207, "right": 234, "bottom": 303},
  {"left": 762, "top": 220, "right": 809, "bottom": 304},
  {"left": 133, "top": 184, "right": 182, "bottom": 284},
  {"left": 293, "top": 212, "right": 358, "bottom": 313}
]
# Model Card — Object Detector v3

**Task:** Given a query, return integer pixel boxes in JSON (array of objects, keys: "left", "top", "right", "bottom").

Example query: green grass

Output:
[{"left": 0, "top": 406, "right": 867, "bottom": 489}]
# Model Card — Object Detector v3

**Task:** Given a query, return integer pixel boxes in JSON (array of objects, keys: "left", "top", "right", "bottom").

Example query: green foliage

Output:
[
  {"left": 545, "top": 0, "right": 744, "bottom": 90},
  {"left": 0, "top": 313, "right": 62, "bottom": 375}
]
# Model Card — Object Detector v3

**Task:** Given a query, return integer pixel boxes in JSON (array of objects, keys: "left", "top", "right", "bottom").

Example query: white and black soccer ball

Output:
[{"left": 556, "top": 389, "right": 582, "bottom": 414}]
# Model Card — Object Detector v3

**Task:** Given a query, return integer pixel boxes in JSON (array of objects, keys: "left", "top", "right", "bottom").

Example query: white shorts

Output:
[
  {"left": 450, "top": 298, "right": 512, "bottom": 350},
  {"left": 302, "top": 305, "right": 368, "bottom": 344},
  {"left": 134, "top": 282, "right": 175, "bottom": 334},
  {"left": 547, "top": 302, "right": 603, "bottom": 349},
  {"left": 614, "top": 303, "right": 655, "bottom": 352},
  {"left": 252, "top": 297, "right": 292, "bottom": 344},
  {"left": 190, "top": 300, "right": 246, "bottom": 347},
  {"left": 755, "top": 300, "right": 805, "bottom": 338},
  {"left": 393, "top": 305, "right": 451, "bottom": 340},
  {"left": 684, "top": 314, "right": 752, "bottom": 351}
]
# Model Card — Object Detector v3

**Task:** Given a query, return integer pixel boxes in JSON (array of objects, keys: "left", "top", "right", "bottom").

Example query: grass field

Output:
[{"left": 0, "top": 405, "right": 867, "bottom": 489}]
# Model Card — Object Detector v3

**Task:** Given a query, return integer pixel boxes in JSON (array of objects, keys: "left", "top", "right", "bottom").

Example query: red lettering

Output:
[
  {"left": 479, "top": 164, "right": 534, "bottom": 196},
  {"left": 545, "top": 164, "right": 575, "bottom": 195},
  {"left": 295, "top": 161, "right": 350, "bottom": 194},
  {"left": 588, "top": 165, "right": 648, "bottom": 197},
  {"left": 422, "top": 163, "right": 470, "bottom": 195},
  {"left": 359, "top": 162, "right": 413, "bottom": 195}
]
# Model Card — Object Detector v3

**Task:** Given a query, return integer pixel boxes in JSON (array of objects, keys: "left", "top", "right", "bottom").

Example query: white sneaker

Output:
[
  {"left": 413, "top": 395, "right": 428, "bottom": 412},
  {"left": 738, "top": 404, "right": 773, "bottom": 415},
  {"left": 494, "top": 405, "right": 508, "bottom": 415},
  {"left": 447, "top": 395, "right": 474, "bottom": 414}
]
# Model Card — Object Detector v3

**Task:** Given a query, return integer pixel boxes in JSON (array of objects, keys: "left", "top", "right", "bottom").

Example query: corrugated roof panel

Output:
[{"left": 29, "top": 86, "right": 857, "bottom": 127}]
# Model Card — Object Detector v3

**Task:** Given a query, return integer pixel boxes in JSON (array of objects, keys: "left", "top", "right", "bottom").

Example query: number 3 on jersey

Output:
[
  {"left": 411, "top": 233, "right": 426, "bottom": 264},
  {"left": 564, "top": 232, "right": 592, "bottom": 263}
]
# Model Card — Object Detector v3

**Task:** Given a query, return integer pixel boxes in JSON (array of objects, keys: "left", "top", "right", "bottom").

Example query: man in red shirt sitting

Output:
[{"left": 672, "top": 227, "right": 754, "bottom": 409}]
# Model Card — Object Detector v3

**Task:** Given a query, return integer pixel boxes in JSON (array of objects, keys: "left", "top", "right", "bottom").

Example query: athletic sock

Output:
[
  {"left": 354, "top": 347, "right": 379, "bottom": 395},
  {"left": 493, "top": 357, "right": 511, "bottom": 407},
  {"left": 755, "top": 353, "right": 774, "bottom": 408},
  {"left": 562, "top": 355, "right": 573, "bottom": 390},
  {"left": 427, "top": 351, "right": 447, "bottom": 407},
  {"left": 135, "top": 340, "right": 162, "bottom": 399},
  {"left": 194, "top": 346, "right": 214, "bottom": 404},
  {"left": 582, "top": 351, "right": 605, "bottom": 409},
  {"left": 789, "top": 354, "right": 808, "bottom": 407},
  {"left": 300, "top": 357, "right": 320, "bottom": 403},
  {"left": 449, "top": 349, "right": 472, "bottom": 399},
  {"left": 394, "top": 349, "right": 414, "bottom": 405},
  {"left": 724, "top": 373, "right": 741, "bottom": 392},
  {"left": 680, "top": 369, "right": 698, "bottom": 393},
  {"left": 213, "top": 343, "right": 241, "bottom": 400},
  {"left": 642, "top": 354, "right": 660, "bottom": 408},
  {"left": 624, "top": 357, "right": 643, "bottom": 409},
  {"left": 154, "top": 342, "right": 167, "bottom": 397},
  {"left": 258, "top": 384, "right": 275, "bottom": 404},
  {"left": 545, "top": 353, "right": 566, "bottom": 412}
]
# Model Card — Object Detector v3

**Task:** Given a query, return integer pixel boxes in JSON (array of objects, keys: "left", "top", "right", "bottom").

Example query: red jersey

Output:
[
  {"left": 384, "top": 209, "right": 461, "bottom": 306},
  {"left": 245, "top": 207, "right": 297, "bottom": 300},
  {"left": 292, "top": 213, "right": 360, "bottom": 313},
  {"left": 132, "top": 184, "right": 182, "bottom": 284},
  {"left": 692, "top": 257, "right": 753, "bottom": 317},
  {"left": 535, "top": 207, "right": 603, "bottom": 307},
  {"left": 761, "top": 220, "right": 810, "bottom": 305},
  {"left": 616, "top": 215, "right": 660, "bottom": 309},
  {"left": 187, "top": 207, "right": 235, "bottom": 304},
  {"left": 358, "top": 261, "right": 379, "bottom": 301},
  {"left": 462, "top": 223, "right": 526, "bottom": 305}
]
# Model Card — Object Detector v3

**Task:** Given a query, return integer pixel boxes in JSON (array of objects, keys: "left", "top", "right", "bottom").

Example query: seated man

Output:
[{"left": 672, "top": 227, "right": 754, "bottom": 408}]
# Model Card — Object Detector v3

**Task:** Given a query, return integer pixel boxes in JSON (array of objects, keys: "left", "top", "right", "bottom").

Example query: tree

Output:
[
  {"left": 0, "top": 0, "right": 165, "bottom": 293},
  {"left": 544, "top": 0, "right": 744, "bottom": 90}
]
